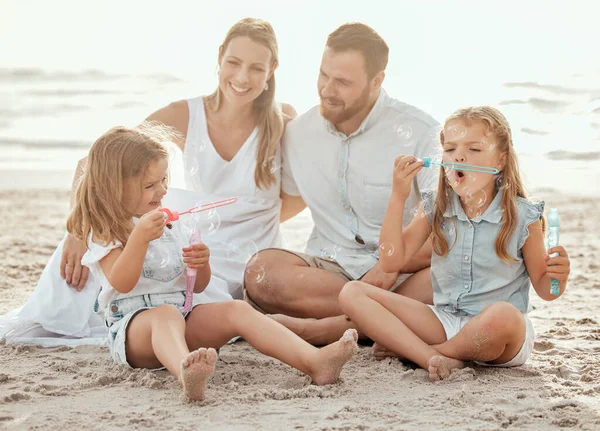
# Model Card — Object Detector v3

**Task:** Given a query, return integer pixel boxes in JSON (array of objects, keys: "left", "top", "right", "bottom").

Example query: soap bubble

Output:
[
  {"left": 379, "top": 243, "right": 395, "bottom": 257},
  {"left": 395, "top": 124, "right": 413, "bottom": 141},
  {"left": 445, "top": 124, "right": 467, "bottom": 140},
  {"left": 185, "top": 201, "right": 221, "bottom": 237},
  {"left": 442, "top": 221, "right": 456, "bottom": 236},
  {"left": 320, "top": 244, "right": 341, "bottom": 261},
  {"left": 463, "top": 189, "right": 487, "bottom": 208},
  {"left": 245, "top": 254, "right": 266, "bottom": 283},
  {"left": 262, "top": 156, "right": 280, "bottom": 174},
  {"left": 227, "top": 240, "right": 259, "bottom": 264},
  {"left": 146, "top": 247, "right": 171, "bottom": 269},
  {"left": 467, "top": 206, "right": 483, "bottom": 218}
]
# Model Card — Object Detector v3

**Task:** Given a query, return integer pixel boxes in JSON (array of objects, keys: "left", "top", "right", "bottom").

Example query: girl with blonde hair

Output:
[
  {"left": 70, "top": 125, "right": 357, "bottom": 401},
  {"left": 339, "top": 106, "right": 571, "bottom": 380}
]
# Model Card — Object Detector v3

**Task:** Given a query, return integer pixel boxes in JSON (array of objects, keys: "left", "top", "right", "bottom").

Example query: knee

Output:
[
  {"left": 480, "top": 302, "right": 523, "bottom": 336},
  {"left": 223, "top": 300, "right": 254, "bottom": 324},
  {"left": 244, "top": 251, "right": 284, "bottom": 304},
  {"left": 339, "top": 281, "right": 366, "bottom": 312}
]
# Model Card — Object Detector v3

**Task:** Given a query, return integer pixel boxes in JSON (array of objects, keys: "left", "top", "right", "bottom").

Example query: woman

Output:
[{"left": 0, "top": 17, "right": 305, "bottom": 346}]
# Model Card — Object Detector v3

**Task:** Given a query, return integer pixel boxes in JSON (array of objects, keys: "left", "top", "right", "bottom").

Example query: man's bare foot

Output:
[
  {"left": 309, "top": 329, "right": 358, "bottom": 385},
  {"left": 371, "top": 342, "right": 404, "bottom": 361},
  {"left": 179, "top": 348, "right": 218, "bottom": 401},
  {"left": 427, "top": 354, "right": 465, "bottom": 381}
]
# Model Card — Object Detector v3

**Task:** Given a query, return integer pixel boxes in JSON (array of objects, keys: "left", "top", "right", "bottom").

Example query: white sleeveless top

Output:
[{"left": 171, "top": 96, "right": 282, "bottom": 299}]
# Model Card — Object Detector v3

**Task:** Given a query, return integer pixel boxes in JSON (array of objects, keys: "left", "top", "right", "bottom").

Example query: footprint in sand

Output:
[
  {"left": 180, "top": 348, "right": 218, "bottom": 401},
  {"left": 534, "top": 340, "right": 555, "bottom": 352}
]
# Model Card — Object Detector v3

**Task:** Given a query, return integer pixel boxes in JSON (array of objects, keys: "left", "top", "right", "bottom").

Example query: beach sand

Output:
[{"left": 1, "top": 189, "right": 599, "bottom": 430}]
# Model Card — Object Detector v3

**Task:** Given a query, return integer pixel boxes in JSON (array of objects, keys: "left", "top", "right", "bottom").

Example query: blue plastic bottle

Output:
[{"left": 546, "top": 208, "right": 560, "bottom": 296}]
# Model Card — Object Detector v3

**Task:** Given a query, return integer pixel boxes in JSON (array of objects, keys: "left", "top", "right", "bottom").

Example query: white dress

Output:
[{"left": 0, "top": 96, "right": 283, "bottom": 346}]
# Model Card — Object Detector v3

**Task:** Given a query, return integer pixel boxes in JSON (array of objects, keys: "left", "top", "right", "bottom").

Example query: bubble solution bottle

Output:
[{"left": 546, "top": 208, "right": 561, "bottom": 296}]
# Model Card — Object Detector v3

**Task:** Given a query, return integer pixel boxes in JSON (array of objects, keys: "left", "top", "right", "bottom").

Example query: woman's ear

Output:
[{"left": 267, "top": 61, "right": 279, "bottom": 81}]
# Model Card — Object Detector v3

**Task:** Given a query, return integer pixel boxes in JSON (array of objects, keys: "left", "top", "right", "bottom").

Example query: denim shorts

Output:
[{"left": 106, "top": 291, "right": 190, "bottom": 367}]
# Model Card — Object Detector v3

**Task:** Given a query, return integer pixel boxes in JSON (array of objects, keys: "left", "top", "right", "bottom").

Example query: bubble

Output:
[
  {"left": 147, "top": 247, "right": 171, "bottom": 269},
  {"left": 445, "top": 124, "right": 467, "bottom": 140},
  {"left": 467, "top": 206, "right": 483, "bottom": 218},
  {"left": 463, "top": 189, "right": 487, "bottom": 208},
  {"left": 186, "top": 201, "right": 221, "bottom": 237},
  {"left": 188, "top": 158, "right": 200, "bottom": 176},
  {"left": 227, "top": 240, "right": 259, "bottom": 264},
  {"left": 245, "top": 255, "right": 265, "bottom": 283},
  {"left": 481, "top": 136, "right": 496, "bottom": 152},
  {"left": 320, "top": 245, "right": 340, "bottom": 261},
  {"left": 379, "top": 243, "right": 395, "bottom": 257},
  {"left": 262, "top": 156, "right": 280, "bottom": 174},
  {"left": 395, "top": 124, "right": 413, "bottom": 141},
  {"left": 197, "top": 138, "right": 207, "bottom": 153},
  {"left": 445, "top": 170, "right": 460, "bottom": 188},
  {"left": 441, "top": 221, "right": 456, "bottom": 236}
]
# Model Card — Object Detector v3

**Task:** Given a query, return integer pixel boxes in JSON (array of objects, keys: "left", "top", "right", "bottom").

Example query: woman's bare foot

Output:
[
  {"left": 427, "top": 354, "right": 465, "bottom": 381},
  {"left": 309, "top": 329, "right": 358, "bottom": 385},
  {"left": 179, "top": 348, "right": 218, "bottom": 401},
  {"left": 371, "top": 343, "right": 404, "bottom": 361}
]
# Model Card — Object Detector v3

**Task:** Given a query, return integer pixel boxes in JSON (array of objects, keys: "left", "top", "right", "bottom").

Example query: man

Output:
[{"left": 244, "top": 23, "right": 441, "bottom": 345}]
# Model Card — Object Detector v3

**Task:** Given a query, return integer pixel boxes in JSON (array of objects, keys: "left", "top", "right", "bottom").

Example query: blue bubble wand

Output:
[{"left": 421, "top": 157, "right": 499, "bottom": 175}]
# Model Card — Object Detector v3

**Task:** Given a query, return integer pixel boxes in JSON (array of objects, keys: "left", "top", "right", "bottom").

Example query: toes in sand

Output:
[
  {"left": 311, "top": 329, "right": 358, "bottom": 386},
  {"left": 180, "top": 347, "right": 218, "bottom": 401},
  {"left": 427, "top": 354, "right": 465, "bottom": 382}
]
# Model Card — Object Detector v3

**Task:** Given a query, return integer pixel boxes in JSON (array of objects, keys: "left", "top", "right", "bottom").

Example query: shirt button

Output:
[
  {"left": 111, "top": 304, "right": 119, "bottom": 313},
  {"left": 464, "top": 255, "right": 469, "bottom": 261},
  {"left": 338, "top": 173, "right": 344, "bottom": 179},
  {"left": 464, "top": 284, "right": 469, "bottom": 289},
  {"left": 344, "top": 205, "right": 351, "bottom": 210}
]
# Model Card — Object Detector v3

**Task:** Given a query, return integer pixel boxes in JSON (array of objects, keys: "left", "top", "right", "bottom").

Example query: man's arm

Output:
[{"left": 280, "top": 192, "right": 307, "bottom": 222}]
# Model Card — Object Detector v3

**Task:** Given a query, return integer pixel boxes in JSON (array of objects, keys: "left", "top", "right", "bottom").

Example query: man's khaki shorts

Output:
[{"left": 243, "top": 248, "right": 412, "bottom": 314}]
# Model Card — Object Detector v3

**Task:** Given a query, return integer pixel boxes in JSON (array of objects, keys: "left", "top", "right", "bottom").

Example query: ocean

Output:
[{"left": 1, "top": 0, "right": 599, "bottom": 194}]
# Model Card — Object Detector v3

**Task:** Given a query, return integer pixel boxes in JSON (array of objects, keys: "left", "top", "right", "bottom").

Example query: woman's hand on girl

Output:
[
  {"left": 392, "top": 155, "right": 424, "bottom": 201},
  {"left": 134, "top": 210, "right": 165, "bottom": 243},
  {"left": 183, "top": 243, "right": 210, "bottom": 269}
]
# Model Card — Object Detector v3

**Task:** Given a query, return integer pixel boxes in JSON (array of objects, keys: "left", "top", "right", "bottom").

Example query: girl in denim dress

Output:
[
  {"left": 68, "top": 125, "right": 358, "bottom": 401},
  {"left": 340, "top": 106, "right": 571, "bottom": 381}
]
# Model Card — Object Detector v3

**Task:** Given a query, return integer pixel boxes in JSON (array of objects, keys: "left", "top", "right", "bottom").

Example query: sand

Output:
[{"left": 1, "top": 189, "right": 599, "bottom": 430}]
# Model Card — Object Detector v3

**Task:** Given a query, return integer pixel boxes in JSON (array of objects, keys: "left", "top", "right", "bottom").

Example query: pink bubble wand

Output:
[
  {"left": 158, "top": 197, "right": 237, "bottom": 226},
  {"left": 184, "top": 228, "right": 202, "bottom": 313}
]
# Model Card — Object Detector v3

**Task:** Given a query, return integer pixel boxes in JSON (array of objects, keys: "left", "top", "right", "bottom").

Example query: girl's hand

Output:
[
  {"left": 545, "top": 246, "right": 570, "bottom": 289},
  {"left": 183, "top": 243, "right": 210, "bottom": 269},
  {"left": 134, "top": 210, "right": 165, "bottom": 243},
  {"left": 392, "top": 155, "right": 424, "bottom": 201}
]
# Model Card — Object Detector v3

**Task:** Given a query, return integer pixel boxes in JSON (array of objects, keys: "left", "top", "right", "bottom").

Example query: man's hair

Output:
[{"left": 326, "top": 23, "right": 389, "bottom": 78}]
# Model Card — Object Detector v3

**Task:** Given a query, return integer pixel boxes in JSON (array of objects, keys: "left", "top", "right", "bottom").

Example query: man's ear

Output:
[{"left": 371, "top": 70, "right": 385, "bottom": 92}]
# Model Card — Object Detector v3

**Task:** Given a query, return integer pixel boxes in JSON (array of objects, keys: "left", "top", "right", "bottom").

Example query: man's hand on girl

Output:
[{"left": 183, "top": 243, "right": 210, "bottom": 269}]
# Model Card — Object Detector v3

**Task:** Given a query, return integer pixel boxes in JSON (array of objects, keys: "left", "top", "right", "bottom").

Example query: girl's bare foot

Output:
[
  {"left": 427, "top": 354, "right": 465, "bottom": 381},
  {"left": 309, "top": 329, "right": 358, "bottom": 385},
  {"left": 180, "top": 348, "right": 218, "bottom": 401},
  {"left": 371, "top": 342, "right": 404, "bottom": 361}
]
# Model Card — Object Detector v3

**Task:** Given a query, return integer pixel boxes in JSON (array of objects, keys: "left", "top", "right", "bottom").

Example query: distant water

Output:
[{"left": 1, "top": 67, "right": 599, "bottom": 195}]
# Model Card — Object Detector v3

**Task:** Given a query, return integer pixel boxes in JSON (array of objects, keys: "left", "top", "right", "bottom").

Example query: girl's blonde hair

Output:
[
  {"left": 205, "top": 17, "right": 283, "bottom": 190},
  {"left": 431, "top": 106, "right": 542, "bottom": 263},
  {"left": 66, "top": 124, "right": 173, "bottom": 247}
]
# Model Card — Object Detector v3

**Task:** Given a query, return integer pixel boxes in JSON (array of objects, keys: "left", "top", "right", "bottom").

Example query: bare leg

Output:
[
  {"left": 432, "top": 302, "right": 526, "bottom": 365},
  {"left": 244, "top": 250, "right": 348, "bottom": 318},
  {"left": 124, "top": 305, "right": 217, "bottom": 400},
  {"left": 268, "top": 268, "right": 433, "bottom": 346},
  {"left": 339, "top": 281, "right": 464, "bottom": 381},
  {"left": 185, "top": 300, "right": 358, "bottom": 385}
]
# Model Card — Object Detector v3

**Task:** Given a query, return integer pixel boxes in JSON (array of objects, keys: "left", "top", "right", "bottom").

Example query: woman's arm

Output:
[{"left": 522, "top": 220, "right": 570, "bottom": 301}]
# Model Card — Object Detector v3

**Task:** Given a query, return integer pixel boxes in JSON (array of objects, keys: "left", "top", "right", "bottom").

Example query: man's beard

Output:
[{"left": 319, "top": 86, "right": 370, "bottom": 125}]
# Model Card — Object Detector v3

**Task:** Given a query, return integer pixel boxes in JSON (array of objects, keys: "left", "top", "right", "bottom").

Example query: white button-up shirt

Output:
[{"left": 282, "top": 89, "right": 440, "bottom": 278}]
